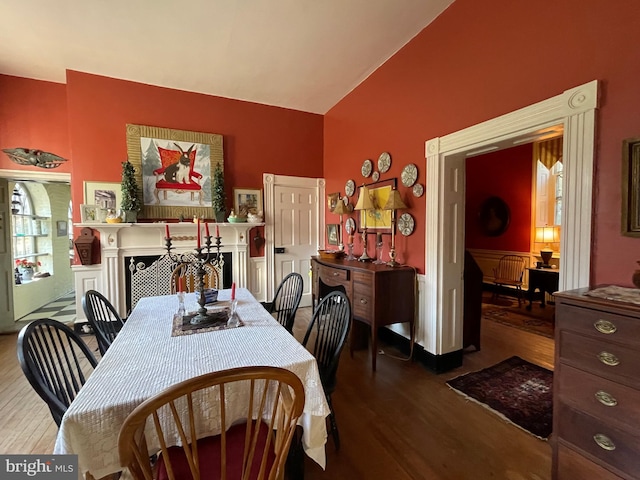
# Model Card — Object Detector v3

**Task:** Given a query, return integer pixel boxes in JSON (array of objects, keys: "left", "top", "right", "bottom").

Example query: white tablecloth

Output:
[{"left": 54, "top": 288, "right": 329, "bottom": 479}]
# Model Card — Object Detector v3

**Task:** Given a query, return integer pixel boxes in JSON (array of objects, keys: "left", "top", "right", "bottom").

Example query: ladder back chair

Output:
[
  {"left": 170, "top": 261, "right": 220, "bottom": 294},
  {"left": 82, "top": 289, "right": 125, "bottom": 356},
  {"left": 492, "top": 255, "right": 526, "bottom": 305},
  {"left": 302, "top": 290, "right": 351, "bottom": 450},
  {"left": 261, "top": 272, "right": 304, "bottom": 333},
  {"left": 118, "top": 366, "right": 305, "bottom": 480},
  {"left": 17, "top": 318, "right": 98, "bottom": 427}
]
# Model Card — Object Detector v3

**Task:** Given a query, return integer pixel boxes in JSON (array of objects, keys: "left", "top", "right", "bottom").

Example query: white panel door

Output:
[
  {"left": 441, "top": 154, "right": 465, "bottom": 352},
  {"left": 273, "top": 184, "right": 318, "bottom": 307},
  {"left": 0, "top": 178, "right": 15, "bottom": 330}
]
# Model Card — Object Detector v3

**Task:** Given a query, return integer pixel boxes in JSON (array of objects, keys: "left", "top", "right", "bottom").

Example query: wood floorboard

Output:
[{"left": 1, "top": 305, "right": 554, "bottom": 480}]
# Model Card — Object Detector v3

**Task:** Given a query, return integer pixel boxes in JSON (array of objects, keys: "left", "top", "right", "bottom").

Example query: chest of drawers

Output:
[
  {"left": 554, "top": 288, "right": 640, "bottom": 480},
  {"left": 311, "top": 256, "right": 415, "bottom": 371}
]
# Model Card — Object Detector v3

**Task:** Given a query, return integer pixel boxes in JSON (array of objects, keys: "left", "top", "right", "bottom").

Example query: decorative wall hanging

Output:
[
  {"left": 233, "top": 188, "right": 263, "bottom": 217},
  {"left": 2, "top": 148, "right": 67, "bottom": 169},
  {"left": 361, "top": 159, "right": 373, "bottom": 178},
  {"left": 378, "top": 152, "right": 391, "bottom": 173},
  {"left": 622, "top": 137, "right": 640, "bottom": 236},
  {"left": 479, "top": 196, "right": 511, "bottom": 237},
  {"left": 345, "top": 179, "right": 355, "bottom": 197},
  {"left": 126, "top": 124, "right": 223, "bottom": 220},
  {"left": 401, "top": 164, "right": 418, "bottom": 187},
  {"left": 398, "top": 212, "right": 415, "bottom": 236},
  {"left": 356, "top": 178, "right": 397, "bottom": 233},
  {"left": 372, "top": 171, "right": 380, "bottom": 182},
  {"left": 84, "top": 181, "right": 121, "bottom": 211},
  {"left": 327, "top": 192, "right": 340, "bottom": 212},
  {"left": 413, "top": 183, "right": 424, "bottom": 197}
]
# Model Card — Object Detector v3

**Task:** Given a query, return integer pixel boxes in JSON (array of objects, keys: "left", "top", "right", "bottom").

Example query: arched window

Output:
[{"left": 12, "top": 183, "right": 35, "bottom": 258}]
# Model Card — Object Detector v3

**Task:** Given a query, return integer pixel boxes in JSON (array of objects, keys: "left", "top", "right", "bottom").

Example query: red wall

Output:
[
  {"left": 66, "top": 71, "right": 323, "bottom": 224},
  {"left": 0, "top": 75, "right": 70, "bottom": 173},
  {"left": 465, "top": 145, "right": 532, "bottom": 252},
  {"left": 324, "top": 0, "right": 640, "bottom": 285}
]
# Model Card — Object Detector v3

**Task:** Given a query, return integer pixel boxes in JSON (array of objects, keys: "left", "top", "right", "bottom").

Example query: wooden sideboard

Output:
[
  {"left": 554, "top": 288, "right": 640, "bottom": 479},
  {"left": 311, "top": 256, "right": 416, "bottom": 371}
]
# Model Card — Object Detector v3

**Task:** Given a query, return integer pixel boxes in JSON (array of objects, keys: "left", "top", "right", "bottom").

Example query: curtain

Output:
[{"left": 534, "top": 137, "right": 563, "bottom": 169}]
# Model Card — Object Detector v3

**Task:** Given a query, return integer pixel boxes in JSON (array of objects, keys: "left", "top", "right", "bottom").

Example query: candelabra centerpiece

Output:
[{"left": 164, "top": 221, "right": 225, "bottom": 324}]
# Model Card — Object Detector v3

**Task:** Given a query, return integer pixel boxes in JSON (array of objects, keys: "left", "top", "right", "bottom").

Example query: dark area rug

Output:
[
  {"left": 482, "top": 292, "right": 555, "bottom": 338},
  {"left": 446, "top": 356, "right": 553, "bottom": 439}
]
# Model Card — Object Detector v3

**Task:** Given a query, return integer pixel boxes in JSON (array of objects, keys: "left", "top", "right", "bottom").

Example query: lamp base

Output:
[{"left": 540, "top": 249, "right": 553, "bottom": 267}]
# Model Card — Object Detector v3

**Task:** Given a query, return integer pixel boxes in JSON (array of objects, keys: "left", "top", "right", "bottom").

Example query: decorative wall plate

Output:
[
  {"left": 372, "top": 171, "right": 380, "bottom": 182},
  {"left": 345, "top": 179, "right": 355, "bottom": 197},
  {"left": 401, "top": 164, "right": 418, "bottom": 187},
  {"left": 345, "top": 217, "right": 356, "bottom": 234},
  {"left": 412, "top": 183, "right": 424, "bottom": 197},
  {"left": 398, "top": 213, "right": 415, "bottom": 236},
  {"left": 361, "top": 159, "right": 373, "bottom": 178},
  {"left": 378, "top": 152, "right": 391, "bottom": 173}
]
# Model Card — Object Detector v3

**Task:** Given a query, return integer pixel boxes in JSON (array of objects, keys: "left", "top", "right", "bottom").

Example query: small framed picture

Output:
[
  {"left": 56, "top": 220, "right": 68, "bottom": 237},
  {"left": 233, "top": 188, "right": 263, "bottom": 217},
  {"left": 326, "top": 224, "right": 339, "bottom": 246},
  {"left": 84, "top": 181, "right": 121, "bottom": 210},
  {"left": 80, "top": 204, "right": 100, "bottom": 224},
  {"left": 327, "top": 192, "right": 339, "bottom": 212}
]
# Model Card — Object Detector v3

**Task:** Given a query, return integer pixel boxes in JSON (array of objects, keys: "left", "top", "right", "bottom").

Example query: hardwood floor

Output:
[{"left": 1, "top": 309, "right": 554, "bottom": 480}]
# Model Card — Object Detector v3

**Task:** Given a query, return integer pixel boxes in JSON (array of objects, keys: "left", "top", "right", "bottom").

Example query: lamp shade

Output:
[
  {"left": 383, "top": 189, "right": 407, "bottom": 211},
  {"left": 354, "top": 186, "right": 375, "bottom": 211},
  {"left": 535, "top": 226, "right": 558, "bottom": 244},
  {"left": 332, "top": 200, "right": 348, "bottom": 215}
]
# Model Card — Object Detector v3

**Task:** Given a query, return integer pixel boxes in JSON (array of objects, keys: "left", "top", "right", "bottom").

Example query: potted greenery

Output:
[
  {"left": 121, "top": 160, "right": 141, "bottom": 223},
  {"left": 212, "top": 161, "right": 226, "bottom": 222}
]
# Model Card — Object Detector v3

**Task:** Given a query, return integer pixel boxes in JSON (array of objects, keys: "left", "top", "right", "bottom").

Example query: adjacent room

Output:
[{"left": 1, "top": 1, "right": 639, "bottom": 479}]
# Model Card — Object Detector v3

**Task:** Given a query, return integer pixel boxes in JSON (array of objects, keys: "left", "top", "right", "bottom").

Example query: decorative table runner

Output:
[{"left": 585, "top": 285, "right": 640, "bottom": 305}]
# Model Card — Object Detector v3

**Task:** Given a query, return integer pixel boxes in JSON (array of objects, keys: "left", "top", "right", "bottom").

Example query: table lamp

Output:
[
  {"left": 354, "top": 185, "right": 375, "bottom": 261},
  {"left": 332, "top": 199, "right": 349, "bottom": 252},
  {"left": 536, "top": 226, "right": 557, "bottom": 268},
  {"left": 382, "top": 188, "right": 407, "bottom": 267}
]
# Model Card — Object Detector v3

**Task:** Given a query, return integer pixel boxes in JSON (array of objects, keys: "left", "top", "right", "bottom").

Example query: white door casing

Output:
[
  {"left": 0, "top": 178, "right": 14, "bottom": 330},
  {"left": 263, "top": 174, "right": 324, "bottom": 307},
  {"left": 424, "top": 80, "right": 598, "bottom": 355}
]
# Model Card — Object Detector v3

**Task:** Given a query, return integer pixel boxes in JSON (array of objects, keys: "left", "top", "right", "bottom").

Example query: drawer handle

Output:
[
  {"left": 594, "top": 319, "right": 617, "bottom": 334},
  {"left": 332, "top": 272, "right": 339, "bottom": 277},
  {"left": 593, "top": 433, "right": 616, "bottom": 451},
  {"left": 359, "top": 298, "right": 368, "bottom": 305},
  {"left": 595, "top": 390, "right": 618, "bottom": 407},
  {"left": 597, "top": 351, "right": 620, "bottom": 366}
]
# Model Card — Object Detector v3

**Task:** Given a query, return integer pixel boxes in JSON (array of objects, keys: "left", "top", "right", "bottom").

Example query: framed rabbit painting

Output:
[{"left": 126, "top": 124, "right": 224, "bottom": 219}]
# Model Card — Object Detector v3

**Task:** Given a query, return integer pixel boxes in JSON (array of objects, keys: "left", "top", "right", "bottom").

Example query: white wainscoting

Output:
[{"left": 466, "top": 248, "right": 533, "bottom": 289}]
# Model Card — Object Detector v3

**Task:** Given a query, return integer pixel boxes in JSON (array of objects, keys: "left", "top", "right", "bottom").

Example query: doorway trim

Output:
[{"left": 423, "top": 80, "right": 598, "bottom": 356}]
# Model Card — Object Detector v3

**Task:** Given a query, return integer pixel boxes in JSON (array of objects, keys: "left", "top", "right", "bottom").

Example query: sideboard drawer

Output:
[
  {"left": 558, "top": 303, "right": 640, "bottom": 347},
  {"left": 352, "top": 282, "right": 373, "bottom": 322},
  {"left": 558, "top": 331, "right": 640, "bottom": 390},
  {"left": 556, "top": 363, "right": 640, "bottom": 429},
  {"left": 557, "top": 403, "right": 640, "bottom": 479},
  {"left": 556, "top": 442, "right": 624, "bottom": 480},
  {"left": 318, "top": 265, "right": 349, "bottom": 283}
]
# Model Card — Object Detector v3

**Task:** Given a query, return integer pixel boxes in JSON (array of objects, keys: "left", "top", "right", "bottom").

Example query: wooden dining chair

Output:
[
  {"left": 17, "top": 318, "right": 98, "bottom": 427},
  {"left": 118, "top": 366, "right": 305, "bottom": 480},
  {"left": 261, "top": 272, "right": 304, "bottom": 333},
  {"left": 302, "top": 290, "right": 351, "bottom": 450},
  {"left": 170, "top": 261, "right": 220, "bottom": 293},
  {"left": 492, "top": 255, "right": 526, "bottom": 306},
  {"left": 82, "top": 289, "right": 125, "bottom": 356}
]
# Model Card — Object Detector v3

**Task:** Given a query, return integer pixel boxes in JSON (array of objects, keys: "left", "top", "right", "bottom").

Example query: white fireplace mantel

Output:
[{"left": 72, "top": 222, "right": 262, "bottom": 321}]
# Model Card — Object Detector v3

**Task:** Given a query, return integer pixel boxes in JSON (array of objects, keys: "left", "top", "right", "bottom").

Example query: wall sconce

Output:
[
  {"left": 383, "top": 188, "right": 407, "bottom": 267},
  {"left": 354, "top": 185, "right": 375, "bottom": 262},
  {"left": 535, "top": 225, "right": 559, "bottom": 267}
]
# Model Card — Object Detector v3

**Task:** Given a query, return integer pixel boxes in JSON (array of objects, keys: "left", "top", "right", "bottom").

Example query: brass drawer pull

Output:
[
  {"left": 332, "top": 272, "right": 339, "bottom": 276},
  {"left": 597, "top": 351, "right": 620, "bottom": 366},
  {"left": 359, "top": 298, "right": 368, "bottom": 305},
  {"left": 593, "top": 433, "right": 616, "bottom": 451},
  {"left": 594, "top": 319, "right": 617, "bottom": 334},
  {"left": 595, "top": 390, "right": 618, "bottom": 407}
]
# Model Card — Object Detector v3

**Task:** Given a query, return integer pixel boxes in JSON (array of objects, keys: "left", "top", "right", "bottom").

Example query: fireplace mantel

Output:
[{"left": 72, "top": 222, "right": 263, "bottom": 321}]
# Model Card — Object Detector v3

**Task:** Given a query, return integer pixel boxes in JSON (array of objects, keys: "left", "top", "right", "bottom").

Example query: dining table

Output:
[{"left": 54, "top": 288, "right": 330, "bottom": 479}]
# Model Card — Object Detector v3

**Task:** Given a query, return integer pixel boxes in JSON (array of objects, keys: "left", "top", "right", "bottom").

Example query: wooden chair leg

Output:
[{"left": 326, "top": 394, "right": 340, "bottom": 450}]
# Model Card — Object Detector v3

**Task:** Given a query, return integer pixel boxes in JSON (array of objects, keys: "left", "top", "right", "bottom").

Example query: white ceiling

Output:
[{"left": 0, "top": 0, "right": 454, "bottom": 114}]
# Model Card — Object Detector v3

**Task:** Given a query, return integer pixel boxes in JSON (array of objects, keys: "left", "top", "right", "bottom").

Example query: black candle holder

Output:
[{"left": 164, "top": 233, "right": 224, "bottom": 324}]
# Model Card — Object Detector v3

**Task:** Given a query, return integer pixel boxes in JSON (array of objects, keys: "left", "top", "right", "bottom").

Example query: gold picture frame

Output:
[
  {"left": 126, "top": 124, "right": 223, "bottom": 219},
  {"left": 327, "top": 192, "right": 339, "bottom": 212},
  {"left": 622, "top": 137, "right": 640, "bottom": 236},
  {"left": 357, "top": 178, "right": 396, "bottom": 233}
]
